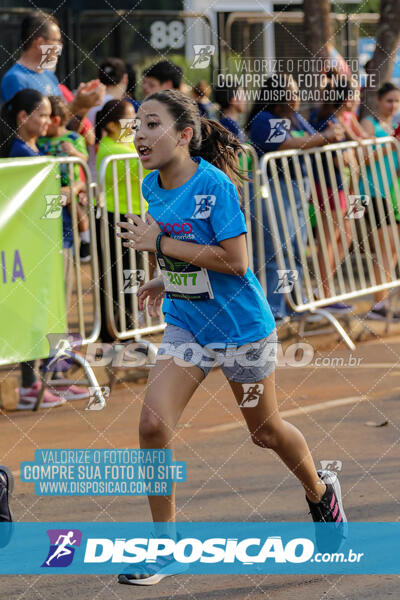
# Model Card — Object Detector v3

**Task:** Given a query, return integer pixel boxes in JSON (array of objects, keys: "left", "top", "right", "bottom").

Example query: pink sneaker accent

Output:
[
  {"left": 17, "top": 382, "right": 66, "bottom": 410},
  {"left": 50, "top": 385, "right": 89, "bottom": 401},
  {"left": 332, "top": 503, "right": 339, "bottom": 519},
  {"left": 330, "top": 493, "right": 336, "bottom": 509}
]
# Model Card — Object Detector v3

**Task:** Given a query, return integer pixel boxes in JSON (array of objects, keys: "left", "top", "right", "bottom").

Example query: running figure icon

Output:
[{"left": 45, "top": 531, "right": 77, "bottom": 566}]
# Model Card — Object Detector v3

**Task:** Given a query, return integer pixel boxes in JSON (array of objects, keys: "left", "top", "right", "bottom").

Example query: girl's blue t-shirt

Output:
[{"left": 142, "top": 157, "right": 275, "bottom": 346}]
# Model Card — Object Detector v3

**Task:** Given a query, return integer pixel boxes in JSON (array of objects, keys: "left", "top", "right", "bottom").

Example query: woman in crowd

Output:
[
  {"left": 360, "top": 82, "right": 400, "bottom": 321},
  {"left": 246, "top": 75, "right": 344, "bottom": 323}
]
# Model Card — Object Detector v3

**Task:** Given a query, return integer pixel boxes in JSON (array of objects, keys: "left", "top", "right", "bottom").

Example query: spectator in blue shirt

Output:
[
  {"left": 1, "top": 11, "right": 106, "bottom": 123},
  {"left": 1, "top": 13, "right": 62, "bottom": 103},
  {"left": 214, "top": 85, "right": 246, "bottom": 142},
  {"left": 246, "top": 75, "right": 343, "bottom": 322}
]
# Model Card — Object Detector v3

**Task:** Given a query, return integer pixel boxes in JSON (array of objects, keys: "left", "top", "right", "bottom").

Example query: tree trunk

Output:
[
  {"left": 360, "top": 0, "right": 400, "bottom": 118},
  {"left": 303, "top": 0, "right": 332, "bottom": 59}
]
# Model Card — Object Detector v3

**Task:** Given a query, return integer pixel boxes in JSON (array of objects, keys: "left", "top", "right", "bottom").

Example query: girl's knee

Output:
[
  {"left": 139, "top": 411, "right": 168, "bottom": 443},
  {"left": 251, "top": 423, "right": 282, "bottom": 449}
]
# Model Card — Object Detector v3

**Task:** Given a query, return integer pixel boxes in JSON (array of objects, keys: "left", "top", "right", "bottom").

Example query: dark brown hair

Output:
[
  {"left": 95, "top": 99, "right": 131, "bottom": 143},
  {"left": 0, "top": 88, "right": 44, "bottom": 157},
  {"left": 20, "top": 11, "right": 59, "bottom": 51},
  {"left": 48, "top": 95, "right": 70, "bottom": 126},
  {"left": 145, "top": 89, "right": 244, "bottom": 188},
  {"left": 377, "top": 81, "right": 400, "bottom": 99}
]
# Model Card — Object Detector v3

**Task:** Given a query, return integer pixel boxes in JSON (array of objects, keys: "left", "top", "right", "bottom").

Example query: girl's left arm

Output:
[
  {"left": 160, "top": 234, "right": 248, "bottom": 276},
  {"left": 117, "top": 213, "right": 248, "bottom": 276}
]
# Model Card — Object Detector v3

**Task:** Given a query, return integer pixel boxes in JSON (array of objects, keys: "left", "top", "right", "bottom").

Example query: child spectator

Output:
[
  {"left": 95, "top": 99, "right": 150, "bottom": 341},
  {"left": 38, "top": 95, "right": 90, "bottom": 263},
  {"left": 214, "top": 85, "right": 246, "bottom": 142}
]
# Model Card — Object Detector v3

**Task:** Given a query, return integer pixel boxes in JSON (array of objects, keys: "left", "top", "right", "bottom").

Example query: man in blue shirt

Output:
[
  {"left": 1, "top": 11, "right": 105, "bottom": 119},
  {"left": 1, "top": 13, "right": 62, "bottom": 103}
]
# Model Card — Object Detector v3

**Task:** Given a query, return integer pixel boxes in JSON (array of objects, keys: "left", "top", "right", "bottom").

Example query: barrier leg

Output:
[
  {"left": 68, "top": 352, "right": 106, "bottom": 411},
  {"left": 35, "top": 352, "right": 106, "bottom": 411},
  {"left": 308, "top": 309, "right": 356, "bottom": 351}
]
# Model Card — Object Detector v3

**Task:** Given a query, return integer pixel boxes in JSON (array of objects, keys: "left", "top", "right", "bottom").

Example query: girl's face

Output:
[
  {"left": 17, "top": 98, "right": 52, "bottom": 138},
  {"left": 378, "top": 90, "right": 400, "bottom": 117},
  {"left": 135, "top": 99, "right": 192, "bottom": 170}
]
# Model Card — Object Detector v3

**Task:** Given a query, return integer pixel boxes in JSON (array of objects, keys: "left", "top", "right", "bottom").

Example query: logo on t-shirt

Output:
[{"left": 191, "top": 195, "right": 216, "bottom": 219}]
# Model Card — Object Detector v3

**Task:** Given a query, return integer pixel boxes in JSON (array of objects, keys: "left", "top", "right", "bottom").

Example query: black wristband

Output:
[{"left": 156, "top": 231, "right": 168, "bottom": 255}]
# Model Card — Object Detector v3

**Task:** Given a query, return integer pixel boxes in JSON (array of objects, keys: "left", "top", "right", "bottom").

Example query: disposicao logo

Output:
[
  {"left": 42, "top": 529, "right": 82, "bottom": 567},
  {"left": 83, "top": 536, "right": 315, "bottom": 564}
]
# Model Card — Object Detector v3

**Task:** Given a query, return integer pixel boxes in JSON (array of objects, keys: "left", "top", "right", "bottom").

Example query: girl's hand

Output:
[
  {"left": 137, "top": 277, "right": 165, "bottom": 317},
  {"left": 116, "top": 212, "right": 161, "bottom": 252}
]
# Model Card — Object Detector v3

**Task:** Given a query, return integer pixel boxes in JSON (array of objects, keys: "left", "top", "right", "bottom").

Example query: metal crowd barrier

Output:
[
  {"left": 258, "top": 136, "right": 400, "bottom": 350},
  {"left": 238, "top": 144, "right": 266, "bottom": 291},
  {"left": 97, "top": 153, "right": 161, "bottom": 363},
  {"left": 0, "top": 156, "right": 106, "bottom": 410}
]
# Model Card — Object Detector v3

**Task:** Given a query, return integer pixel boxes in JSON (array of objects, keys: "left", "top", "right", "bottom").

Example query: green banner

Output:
[{"left": 0, "top": 158, "right": 67, "bottom": 365}]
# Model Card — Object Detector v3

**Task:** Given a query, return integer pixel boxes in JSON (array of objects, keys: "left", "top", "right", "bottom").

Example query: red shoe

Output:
[{"left": 17, "top": 382, "right": 66, "bottom": 410}]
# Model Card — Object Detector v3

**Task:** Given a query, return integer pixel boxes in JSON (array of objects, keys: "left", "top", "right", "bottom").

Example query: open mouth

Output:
[{"left": 138, "top": 145, "right": 152, "bottom": 158}]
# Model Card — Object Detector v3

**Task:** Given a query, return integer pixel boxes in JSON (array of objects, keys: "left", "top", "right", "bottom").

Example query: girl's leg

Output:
[
  {"left": 139, "top": 356, "right": 204, "bottom": 529},
  {"left": 228, "top": 371, "right": 326, "bottom": 503}
]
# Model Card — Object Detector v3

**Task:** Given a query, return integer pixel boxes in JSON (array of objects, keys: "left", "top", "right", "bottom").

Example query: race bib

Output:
[{"left": 157, "top": 254, "right": 214, "bottom": 300}]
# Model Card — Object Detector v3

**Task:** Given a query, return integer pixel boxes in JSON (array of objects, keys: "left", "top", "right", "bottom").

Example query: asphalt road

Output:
[{"left": 1, "top": 334, "right": 400, "bottom": 599}]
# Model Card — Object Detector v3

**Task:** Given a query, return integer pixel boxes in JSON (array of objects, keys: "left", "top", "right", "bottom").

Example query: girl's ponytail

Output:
[
  {"left": 197, "top": 117, "right": 243, "bottom": 188},
  {"left": 0, "top": 88, "right": 43, "bottom": 157},
  {"left": 145, "top": 89, "right": 245, "bottom": 189}
]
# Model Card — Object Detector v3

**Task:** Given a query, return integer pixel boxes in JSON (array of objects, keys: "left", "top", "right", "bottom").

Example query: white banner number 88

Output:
[{"left": 150, "top": 21, "right": 185, "bottom": 50}]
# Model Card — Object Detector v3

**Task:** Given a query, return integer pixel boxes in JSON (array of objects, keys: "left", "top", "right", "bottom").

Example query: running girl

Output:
[{"left": 116, "top": 90, "right": 347, "bottom": 585}]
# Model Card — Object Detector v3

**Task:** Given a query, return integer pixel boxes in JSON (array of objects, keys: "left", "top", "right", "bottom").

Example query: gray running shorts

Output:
[{"left": 157, "top": 324, "right": 278, "bottom": 383}]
